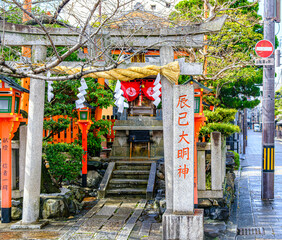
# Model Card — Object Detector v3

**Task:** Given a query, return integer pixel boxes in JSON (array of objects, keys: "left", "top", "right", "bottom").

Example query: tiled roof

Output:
[{"left": 0, "top": 75, "right": 29, "bottom": 93}]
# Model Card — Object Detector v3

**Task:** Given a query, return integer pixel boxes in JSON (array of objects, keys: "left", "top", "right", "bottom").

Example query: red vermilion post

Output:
[
  {"left": 21, "top": 0, "right": 32, "bottom": 113},
  {"left": 1, "top": 121, "right": 13, "bottom": 223},
  {"left": 0, "top": 118, "right": 20, "bottom": 223},
  {"left": 81, "top": 123, "right": 88, "bottom": 187}
]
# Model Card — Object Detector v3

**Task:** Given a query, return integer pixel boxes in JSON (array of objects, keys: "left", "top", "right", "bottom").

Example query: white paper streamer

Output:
[
  {"left": 47, "top": 81, "right": 54, "bottom": 102},
  {"left": 152, "top": 73, "right": 162, "bottom": 107},
  {"left": 80, "top": 78, "right": 88, "bottom": 90},
  {"left": 114, "top": 80, "right": 128, "bottom": 113},
  {"left": 47, "top": 71, "right": 54, "bottom": 102},
  {"left": 153, "top": 98, "right": 161, "bottom": 107},
  {"left": 76, "top": 78, "right": 88, "bottom": 109}
]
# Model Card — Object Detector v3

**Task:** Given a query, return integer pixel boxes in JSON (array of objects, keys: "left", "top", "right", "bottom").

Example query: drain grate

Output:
[{"left": 237, "top": 227, "right": 265, "bottom": 235}]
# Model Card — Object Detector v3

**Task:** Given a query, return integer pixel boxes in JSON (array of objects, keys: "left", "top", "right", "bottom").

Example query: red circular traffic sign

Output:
[{"left": 255, "top": 40, "right": 274, "bottom": 58}]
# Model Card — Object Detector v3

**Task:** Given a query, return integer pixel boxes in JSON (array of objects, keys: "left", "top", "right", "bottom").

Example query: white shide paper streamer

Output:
[
  {"left": 114, "top": 80, "right": 129, "bottom": 113},
  {"left": 75, "top": 78, "right": 88, "bottom": 109},
  {"left": 47, "top": 71, "right": 54, "bottom": 102},
  {"left": 152, "top": 73, "right": 162, "bottom": 107}
]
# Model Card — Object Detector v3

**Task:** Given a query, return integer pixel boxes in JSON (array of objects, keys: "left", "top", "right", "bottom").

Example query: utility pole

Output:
[
  {"left": 262, "top": 0, "right": 276, "bottom": 199},
  {"left": 243, "top": 108, "right": 248, "bottom": 154}
]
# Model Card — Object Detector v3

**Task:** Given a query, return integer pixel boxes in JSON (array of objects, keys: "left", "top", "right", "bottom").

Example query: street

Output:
[{"left": 233, "top": 130, "right": 282, "bottom": 239}]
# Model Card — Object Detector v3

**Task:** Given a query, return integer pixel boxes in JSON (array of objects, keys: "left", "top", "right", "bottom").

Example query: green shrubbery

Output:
[
  {"left": 200, "top": 108, "right": 240, "bottom": 140},
  {"left": 229, "top": 150, "right": 240, "bottom": 170},
  {"left": 42, "top": 143, "right": 84, "bottom": 187},
  {"left": 200, "top": 123, "right": 240, "bottom": 138},
  {"left": 204, "top": 108, "right": 237, "bottom": 123}
]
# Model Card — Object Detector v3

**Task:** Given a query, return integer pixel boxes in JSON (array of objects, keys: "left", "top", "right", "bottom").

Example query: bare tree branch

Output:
[
  {"left": 52, "top": 0, "right": 70, "bottom": 22},
  {"left": 11, "top": 0, "right": 61, "bottom": 60}
]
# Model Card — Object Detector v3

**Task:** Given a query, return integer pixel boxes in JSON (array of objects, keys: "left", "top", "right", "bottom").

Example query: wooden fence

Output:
[
  {"left": 197, "top": 132, "right": 227, "bottom": 199},
  {"left": 103, "top": 116, "right": 116, "bottom": 144},
  {"left": 43, "top": 115, "right": 116, "bottom": 144}
]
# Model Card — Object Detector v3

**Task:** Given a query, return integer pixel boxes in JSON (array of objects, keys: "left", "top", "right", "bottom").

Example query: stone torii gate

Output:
[{"left": 0, "top": 16, "right": 226, "bottom": 237}]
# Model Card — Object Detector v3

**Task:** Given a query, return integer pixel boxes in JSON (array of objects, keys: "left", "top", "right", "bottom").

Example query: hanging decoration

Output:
[
  {"left": 142, "top": 81, "right": 155, "bottom": 101},
  {"left": 47, "top": 71, "right": 54, "bottom": 102},
  {"left": 120, "top": 81, "right": 140, "bottom": 102},
  {"left": 114, "top": 80, "right": 129, "bottom": 113},
  {"left": 152, "top": 73, "right": 162, "bottom": 107},
  {"left": 75, "top": 78, "right": 88, "bottom": 109}
]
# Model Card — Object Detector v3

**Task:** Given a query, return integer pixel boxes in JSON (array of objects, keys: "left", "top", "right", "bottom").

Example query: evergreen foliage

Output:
[
  {"left": 172, "top": 0, "right": 263, "bottom": 109},
  {"left": 42, "top": 143, "right": 84, "bottom": 187},
  {"left": 44, "top": 77, "right": 114, "bottom": 151},
  {"left": 200, "top": 108, "right": 240, "bottom": 138},
  {"left": 275, "top": 88, "right": 282, "bottom": 120}
]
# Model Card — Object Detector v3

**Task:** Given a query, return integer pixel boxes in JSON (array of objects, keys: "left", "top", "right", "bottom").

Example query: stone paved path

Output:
[
  {"left": 230, "top": 130, "right": 282, "bottom": 239},
  {"left": 59, "top": 198, "right": 161, "bottom": 240},
  {"left": 0, "top": 198, "right": 162, "bottom": 240}
]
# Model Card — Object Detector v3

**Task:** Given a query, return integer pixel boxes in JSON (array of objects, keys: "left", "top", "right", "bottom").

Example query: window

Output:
[
  {"left": 80, "top": 111, "right": 88, "bottom": 120},
  {"left": 194, "top": 97, "right": 200, "bottom": 113},
  {"left": 14, "top": 97, "right": 20, "bottom": 113},
  {"left": 151, "top": 5, "right": 156, "bottom": 10},
  {"left": 0, "top": 97, "right": 12, "bottom": 113}
]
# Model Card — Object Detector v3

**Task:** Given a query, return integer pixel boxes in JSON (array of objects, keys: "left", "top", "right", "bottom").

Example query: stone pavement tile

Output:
[
  {"left": 96, "top": 202, "right": 122, "bottom": 216},
  {"left": 138, "top": 221, "right": 152, "bottom": 238},
  {"left": 149, "top": 223, "right": 162, "bottom": 237},
  {"left": 70, "top": 233, "right": 94, "bottom": 240},
  {"left": 238, "top": 206, "right": 252, "bottom": 214},
  {"left": 116, "top": 200, "right": 146, "bottom": 240},
  {"left": 60, "top": 225, "right": 74, "bottom": 231},
  {"left": 115, "top": 202, "right": 137, "bottom": 217},
  {"left": 236, "top": 236, "right": 257, "bottom": 240},
  {"left": 255, "top": 216, "right": 280, "bottom": 223},
  {"left": 239, "top": 197, "right": 252, "bottom": 203},
  {"left": 77, "top": 215, "right": 109, "bottom": 233},
  {"left": 59, "top": 227, "right": 80, "bottom": 240},
  {"left": 42, "top": 222, "right": 69, "bottom": 231},
  {"left": 272, "top": 228, "right": 282, "bottom": 234},
  {"left": 237, "top": 214, "right": 254, "bottom": 228},
  {"left": 255, "top": 236, "right": 276, "bottom": 239},
  {"left": 128, "top": 221, "right": 142, "bottom": 240},
  {"left": 100, "top": 218, "right": 126, "bottom": 231},
  {"left": 93, "top": 230, "right": 119, "bottom": 240},
  {"left": 254, "top": 214, "right": 281, "bottom": 218},
  {"left": 252, "top": 207, "right": 275, "bottom": 212},
  {"left": 83, "top": 199, "right": 107, "bottom": 219},
  {"left": 106, "top": 215, "right": 127, "bottom": 226},
  {"left": 256, "top": 222, "right": 282, "bottom": 227}
]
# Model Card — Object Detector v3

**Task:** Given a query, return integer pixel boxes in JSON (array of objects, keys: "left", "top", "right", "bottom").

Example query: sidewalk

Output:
[{"left": 227, "top": 130, "right": 282, "bottom": 239}]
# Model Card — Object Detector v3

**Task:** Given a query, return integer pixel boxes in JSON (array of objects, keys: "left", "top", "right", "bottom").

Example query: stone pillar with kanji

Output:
[{"left": 162, "top": 83, "right": 204, "bottom": 240}]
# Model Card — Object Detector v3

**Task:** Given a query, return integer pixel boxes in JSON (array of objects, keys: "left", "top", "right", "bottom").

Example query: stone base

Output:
[
  {"left": 10, "top": 220, "right": 49, "bottom": 230},
  {"left": 162, "top": 209, "right": 204, "bottom": 240}
]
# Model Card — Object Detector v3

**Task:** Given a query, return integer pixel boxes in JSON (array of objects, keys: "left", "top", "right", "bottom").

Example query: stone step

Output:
[
  {"left": 112, "top": 170, "right": 150, "bottom": 179},
  {"left": 113, "top": 170, "right": 150, "bottom": 175},
  {"left": 110, "top": 178, "right": 148, "bottom": 184},
  {"left": 108, "top": 179, "right": 148, "bottom": 189},
  {"left": 115, "top": 165, "right": 151, "bottom": 170},
  {"left": 106, "top": 188, "right": 147, "bottom": 196},
  {"left": 115, "top": 161, "right": 152, "bottom": 166}
]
